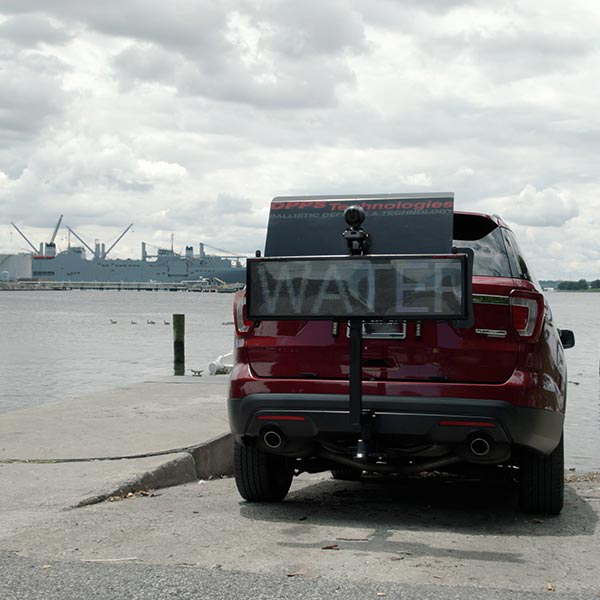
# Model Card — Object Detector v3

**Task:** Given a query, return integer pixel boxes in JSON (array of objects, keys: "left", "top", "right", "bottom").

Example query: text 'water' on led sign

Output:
[{"left": 247, "top": 255, "right": 469, "bottom": 320}]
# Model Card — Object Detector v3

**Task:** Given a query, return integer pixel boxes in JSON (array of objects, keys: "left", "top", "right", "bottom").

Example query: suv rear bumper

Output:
[{"left": 228, "top": 393, "right": 564, "bottom": 456}]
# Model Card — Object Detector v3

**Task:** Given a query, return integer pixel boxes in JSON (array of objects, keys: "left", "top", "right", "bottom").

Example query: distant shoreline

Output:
[{"left": 546, "top": 289, "right": 600, "bottom": 293}]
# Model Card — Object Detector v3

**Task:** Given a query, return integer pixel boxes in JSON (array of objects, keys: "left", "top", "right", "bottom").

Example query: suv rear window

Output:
[
  {"left": 453, "top": 214, "right": 512, "bottom": 277},
  {"left": 502, "top": 228, "right": 539, "bottom": 287}
]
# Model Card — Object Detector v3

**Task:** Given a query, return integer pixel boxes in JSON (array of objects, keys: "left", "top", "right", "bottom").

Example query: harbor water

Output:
[
  {"left": 0, "top": 290, "right": 598, "bottom": 471},
  {"left": 0, "top": 291, "right": 234, "bottom": 411}
]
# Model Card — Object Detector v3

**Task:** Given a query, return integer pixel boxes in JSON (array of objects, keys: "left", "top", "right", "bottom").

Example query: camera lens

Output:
[{"left": 344, "top": 205, "right": 365, "bottom": 227}]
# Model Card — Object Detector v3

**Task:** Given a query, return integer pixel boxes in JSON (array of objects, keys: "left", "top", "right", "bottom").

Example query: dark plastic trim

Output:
[{"left": 228, "top": 394, "right": 564, "bottom": 456}]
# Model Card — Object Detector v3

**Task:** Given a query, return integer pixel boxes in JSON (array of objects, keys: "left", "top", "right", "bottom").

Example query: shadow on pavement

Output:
[{"left": 239, "top": 474, "right": 598, "bottom": 546}]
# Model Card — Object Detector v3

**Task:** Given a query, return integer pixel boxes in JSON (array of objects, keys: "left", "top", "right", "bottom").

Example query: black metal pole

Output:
[
  {"left": 349, "top": 318, "right": 363, "bottom": 426},
  {"left": 173, "top": 313, "right": 185, "bottom": 376},
  {"left": 342, "top": 205, "right": 370, "bottom": 458}
]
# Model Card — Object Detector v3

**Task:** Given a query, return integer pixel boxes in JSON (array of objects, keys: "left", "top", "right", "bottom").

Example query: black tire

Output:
[
  {"left": 330, "top": 468, "right": 363, "bottom": 481},
  {"left": 518, "top": 435, "right": 564, "bottom": 515},
  {"left": 234, "top": 441, "right": 294, "bottom": 502}
]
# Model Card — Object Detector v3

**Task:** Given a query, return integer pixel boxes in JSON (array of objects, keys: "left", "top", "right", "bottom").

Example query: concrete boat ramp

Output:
[{"left": 0, "top": 377, "right": 232, "bottom": 522}]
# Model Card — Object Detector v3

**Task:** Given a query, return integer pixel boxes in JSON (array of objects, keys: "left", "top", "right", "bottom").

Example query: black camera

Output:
[
  {"left": 344, "top": 205, "right": 366, "bottom": 228},
  {"left": 342, "top": 205, "right": 368, "bottom": 255}
]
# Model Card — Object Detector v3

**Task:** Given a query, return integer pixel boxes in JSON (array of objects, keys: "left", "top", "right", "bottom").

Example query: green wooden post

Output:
[{"left": 173, "top": 314, "right": 185, "bottom": 375}]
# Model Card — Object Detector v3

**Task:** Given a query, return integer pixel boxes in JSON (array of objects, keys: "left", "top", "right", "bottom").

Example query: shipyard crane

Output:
[
  {"left": 11, "top": 214, "right": 64, "bottom": 256},
  {"left": 49, "top": 215, "right": 63, "bottom": 245},
  {"left": 65, "top": 226, "right": 95, "bottom": 255},
  {"left": 142, "top": 242, "right": 163, "bottom": 251},
  {"left": 105, "top": 224, "right": 133, "bottom": 257},
  {"left": 201, "top": 242, "right": 246, "bottom": 259},
  {"left": 65, "top": 223, "right": 133, "bottom": 258},
  {"left": 10, "top": 222, "right": 38, "bottom": 254},
  {"left": 43, "top": 214, "right": 63, "bottom": 256}
]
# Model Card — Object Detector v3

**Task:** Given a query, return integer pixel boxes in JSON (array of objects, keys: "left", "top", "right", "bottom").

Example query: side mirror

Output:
[{"left": 559, "top": 329, "right": 575, "bottom": 349}]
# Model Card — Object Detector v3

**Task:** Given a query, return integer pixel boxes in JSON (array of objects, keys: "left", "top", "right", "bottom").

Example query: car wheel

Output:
[
  {"left": 330, "top": 468, "right": 363, "bottom": 481},
  {"left": 234, "top": 441, "right": 294, "bottom": 502},
  {"left": 518, "top": 435, "right": 564, "bottom": 515}
]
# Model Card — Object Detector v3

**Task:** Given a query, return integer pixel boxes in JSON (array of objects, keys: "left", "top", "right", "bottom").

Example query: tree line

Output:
[{"left": 557, "top": 279, "right": 600, "bottom": 290}]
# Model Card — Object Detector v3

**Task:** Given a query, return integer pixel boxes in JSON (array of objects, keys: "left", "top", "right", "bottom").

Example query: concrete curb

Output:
[
  {"left": 189, "top": 433, "right": 233, "bottom": 480},
  {"left": 74, "top": 433, "right": 233, "bottom": 508}
]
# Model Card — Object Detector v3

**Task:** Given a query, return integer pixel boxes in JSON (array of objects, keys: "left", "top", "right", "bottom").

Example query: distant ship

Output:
[{"left": 10, "top": 216, "right": 246, "bottom": 284}]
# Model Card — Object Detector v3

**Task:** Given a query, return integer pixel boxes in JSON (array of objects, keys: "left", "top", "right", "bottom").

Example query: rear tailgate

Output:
[{"left": 246, "top": 277, "right": 519, "bottom": 384}]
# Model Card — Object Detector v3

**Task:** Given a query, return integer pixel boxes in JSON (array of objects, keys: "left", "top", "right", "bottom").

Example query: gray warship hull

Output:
[
  {"left": 32, "top": 249, "right": 246, "bottom": 283},
  {"left": 12, "top": 217, "right": 246, "bottom": 284}
]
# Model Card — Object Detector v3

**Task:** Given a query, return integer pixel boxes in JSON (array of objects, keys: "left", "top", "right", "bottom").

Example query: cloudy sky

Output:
[{"left": 0, "top": 0, "right": 598, "bottom": 279}]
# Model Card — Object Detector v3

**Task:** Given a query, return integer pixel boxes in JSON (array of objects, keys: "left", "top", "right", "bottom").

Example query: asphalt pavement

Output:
[
  {"left": 2, "top": 471, "right": 599, "bottom": 598},
  {"left": 1, "top": 551, "right": 596, "bottom": 600}
]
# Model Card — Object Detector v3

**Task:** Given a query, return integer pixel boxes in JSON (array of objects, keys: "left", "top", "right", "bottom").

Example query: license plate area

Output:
[{"left": 347, "top": 320, "right": 407, "bottom": 339}]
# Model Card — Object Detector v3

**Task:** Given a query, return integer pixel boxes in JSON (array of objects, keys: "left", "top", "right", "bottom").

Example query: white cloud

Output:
[
  {"left": 0, "top": 53, "right": 67, "bottom": 141},
  {"left": 0, "top": 14, "right": 72, "bottom": 47},
  {"left": 0, "top": 0, "right": 599, "bottom": 279},
  {"left": 137, "top": 159, "right": 187, "bottom": 181},
  {"left": 500, "top": 185, "right": 579, "bottom": 227},
  {"left": 108, "top": 1, "right": 364, "bottom": 110}
]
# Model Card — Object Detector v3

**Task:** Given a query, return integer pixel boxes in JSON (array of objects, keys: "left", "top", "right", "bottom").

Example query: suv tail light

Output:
[
  {"left": 510, "top": 290, "right": 544, "bottom": 341},
  {"left": 233, "top": 290, "right": 252, "bottom": 336}
]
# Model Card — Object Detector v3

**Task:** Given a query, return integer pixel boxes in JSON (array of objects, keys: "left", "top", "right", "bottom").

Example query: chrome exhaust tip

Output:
[
  {"left": 263, "top": 429, "right": 284, "bottom": 450},
  {"left": 469, "top": 437, "right": 491, "bottom": 457}
]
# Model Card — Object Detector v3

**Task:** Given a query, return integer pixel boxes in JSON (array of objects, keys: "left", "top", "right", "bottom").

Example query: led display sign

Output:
[{"left": 247, "top": 254, "right": 470, "bottom": 320}]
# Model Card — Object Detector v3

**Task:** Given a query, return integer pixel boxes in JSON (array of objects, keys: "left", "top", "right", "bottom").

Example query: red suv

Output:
[{"left": 229, "top": 211, "right": 574, "bottom": 514}]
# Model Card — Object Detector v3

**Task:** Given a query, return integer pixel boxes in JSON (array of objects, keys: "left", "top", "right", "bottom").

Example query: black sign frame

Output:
[{"left": 246, "top": 253, "right": 473, "bottom": 322}]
